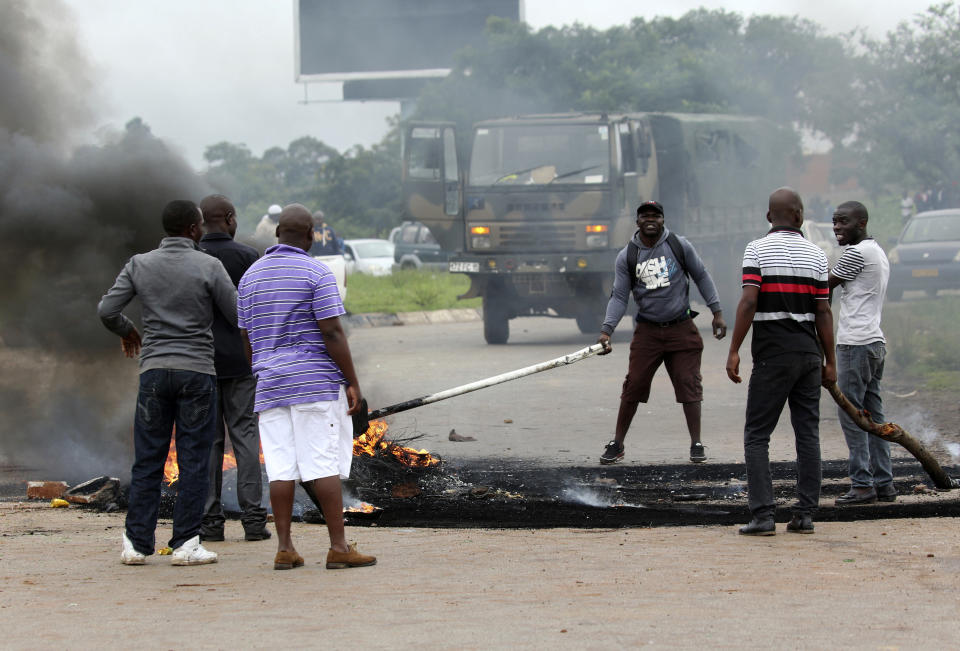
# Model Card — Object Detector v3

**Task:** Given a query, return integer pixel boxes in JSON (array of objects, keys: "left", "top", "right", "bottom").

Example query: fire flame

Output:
[
  {"left": 345, "top": 502, "right": 378, "bottom": 513},
  {"left": 163, "top": 419, "right": 437, "bottom": 485},
  {"left": 163, "top": 440, "right": 265, "bottom": 486},
  {"left": 352, "top": 420, "right": 440, "bottom": 467}
]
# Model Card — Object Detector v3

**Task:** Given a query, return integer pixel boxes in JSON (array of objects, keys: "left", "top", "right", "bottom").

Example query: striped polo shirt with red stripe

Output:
[{"left": 741, "top": 226, "right": 829, "bottom": 361}]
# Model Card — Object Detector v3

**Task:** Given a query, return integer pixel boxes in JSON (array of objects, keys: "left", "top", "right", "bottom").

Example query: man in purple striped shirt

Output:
[{"left": 238, "top": 204, "right": 375, "bottom": 571}]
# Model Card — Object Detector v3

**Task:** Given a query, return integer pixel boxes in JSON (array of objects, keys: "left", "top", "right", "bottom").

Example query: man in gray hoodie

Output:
[
  {"left": 98, "top": 199, "right": 238, "bottom": 566},
  {"left": 597, "top": 200, "right": 727, "bottom": 464}
]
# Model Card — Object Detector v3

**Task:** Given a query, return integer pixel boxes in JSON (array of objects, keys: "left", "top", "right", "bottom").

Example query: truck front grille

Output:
[{"left": 498, "top": 224, "right": 578, "bottom": 250}]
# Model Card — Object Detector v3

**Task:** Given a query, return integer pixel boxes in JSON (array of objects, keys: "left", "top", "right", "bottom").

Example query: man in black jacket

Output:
[{"left": 198, "top": 194, "right": 270, "bottom": 542}]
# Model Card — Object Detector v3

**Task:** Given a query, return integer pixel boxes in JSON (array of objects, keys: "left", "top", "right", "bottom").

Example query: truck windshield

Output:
[{"left": 469, "top": 124, "right": 611, "bottom": 186}]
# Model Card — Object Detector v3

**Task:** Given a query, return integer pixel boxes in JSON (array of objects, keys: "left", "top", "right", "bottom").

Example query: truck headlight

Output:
[
  {"left": 471, "top": 225, "right": 491, "bottom": 249},
  {"left": 586, "top": 224, "right": 608, "bottom": 248},
  {"left": 888, "top": 247, "right": 900, "bottom": 264}
]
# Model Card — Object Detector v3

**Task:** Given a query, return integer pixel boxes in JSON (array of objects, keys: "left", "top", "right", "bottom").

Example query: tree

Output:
[{"left": 851, "top": 3, "right": 960, "bottom": 196}]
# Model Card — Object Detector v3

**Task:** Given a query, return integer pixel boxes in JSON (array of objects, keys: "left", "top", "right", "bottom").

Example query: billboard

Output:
[{"left": 295, "top": 0, "right": 524, "bottom": 81}]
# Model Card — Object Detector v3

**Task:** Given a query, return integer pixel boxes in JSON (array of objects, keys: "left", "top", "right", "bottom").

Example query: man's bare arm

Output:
[
  {"left": 725, "top": 286, "right": 759, "bottom": 383},
  {"left": 814, "top": 299, "right": 837, "bottom": 385},
  {"left": 316, "top": 316, "right": 362, "bottom": 415}
]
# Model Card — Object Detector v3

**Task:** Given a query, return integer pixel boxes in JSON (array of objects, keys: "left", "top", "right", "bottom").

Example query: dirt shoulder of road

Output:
[{"left": 1, "top": 502, "right": 958, "bottom": 649}]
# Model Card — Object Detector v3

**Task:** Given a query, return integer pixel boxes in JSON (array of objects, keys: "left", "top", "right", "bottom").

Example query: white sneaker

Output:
[
  {"left": 121, "top": 532, "right": 146, "bottom": 565},
  {"left": 171, "top": 535, "right": 218, "bottom": 566}
]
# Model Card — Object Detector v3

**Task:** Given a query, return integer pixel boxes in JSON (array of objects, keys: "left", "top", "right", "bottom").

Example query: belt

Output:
[{"left": 636, "top": 310, "right": 697, "bottom": 328}]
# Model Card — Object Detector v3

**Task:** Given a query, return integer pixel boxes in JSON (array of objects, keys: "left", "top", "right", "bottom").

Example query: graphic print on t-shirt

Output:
[{"left": 636, "top": 256, "right": 677, "bottom": 289}]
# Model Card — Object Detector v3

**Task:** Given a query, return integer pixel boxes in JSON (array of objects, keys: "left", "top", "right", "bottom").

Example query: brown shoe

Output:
[
  {"left": 326, "top": 543, "right": 376, "bottom": 569},
  {"left": 273, "top": 550, "right": 305, "bottom": 570}
]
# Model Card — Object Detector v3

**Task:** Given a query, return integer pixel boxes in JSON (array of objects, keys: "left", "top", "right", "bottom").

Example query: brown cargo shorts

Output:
[{"left": 620, "top": 317, "right": 704, "bottom": 404}]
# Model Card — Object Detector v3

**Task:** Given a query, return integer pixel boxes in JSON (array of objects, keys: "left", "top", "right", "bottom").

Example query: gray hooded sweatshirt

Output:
[{"left": 600, "top": 227, "right": 720, "bottom": 335}]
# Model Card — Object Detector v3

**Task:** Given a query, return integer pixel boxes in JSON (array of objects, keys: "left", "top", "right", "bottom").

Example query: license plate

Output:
[
  {"left": 912, "top": 268, "right": 939, "bottom": 277},
  {"left": 449, "top": 261, "right": 480, "bottom": 273}
]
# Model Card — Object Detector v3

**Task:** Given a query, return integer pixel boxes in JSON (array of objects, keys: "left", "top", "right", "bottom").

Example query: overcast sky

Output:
[{"left": 61, "top": 0, "right": 936, "bottom": 169}]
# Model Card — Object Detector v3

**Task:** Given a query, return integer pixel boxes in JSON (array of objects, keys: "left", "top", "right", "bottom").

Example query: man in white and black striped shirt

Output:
[
  {"left": 726, "top": 188, "right": 836, "bottom": 536},
  {"left": 829, "top": 201, "right": 894, "bottom": 505}
]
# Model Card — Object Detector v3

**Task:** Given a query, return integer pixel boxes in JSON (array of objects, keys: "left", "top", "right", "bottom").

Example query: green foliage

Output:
[
  {"left": 202, "top": 133, "right": 402, "bottom": 239},
  {"left": 413, "top": 10, "right": 857, "bottom": 156},
  {"left": 883, "top": 296, "right": 960, "bottom": 390},
  {"left": 343, "top": 271, "right": 481, "bottom": 314},
  {"left": 852, "top": 3, "right": 960, "bottom": 195}
]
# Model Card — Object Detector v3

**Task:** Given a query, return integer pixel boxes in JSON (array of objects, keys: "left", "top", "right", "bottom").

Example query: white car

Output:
[{"left": 343, "top": 239, "right": 395, "bottom": 276}]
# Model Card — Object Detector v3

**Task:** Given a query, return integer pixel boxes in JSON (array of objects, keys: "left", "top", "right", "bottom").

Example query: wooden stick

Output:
[{"left": 823, "top": 381, "right": 957, "bottom": 490}]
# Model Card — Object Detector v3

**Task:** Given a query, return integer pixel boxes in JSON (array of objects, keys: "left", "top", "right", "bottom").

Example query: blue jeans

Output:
[
  {"left": 125, "top": 369, "right": 216, "bottom": 555},
  {"left": 837, "top": 342, "right": 892, "bottom": 489},
  {"left": 743, "top": 354, "right": 822, "bottom": 519}
]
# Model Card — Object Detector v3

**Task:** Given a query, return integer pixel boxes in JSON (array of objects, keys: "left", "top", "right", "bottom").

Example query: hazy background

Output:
[{"left": 61, "top": 0, "right": 935, "bottom": 168}]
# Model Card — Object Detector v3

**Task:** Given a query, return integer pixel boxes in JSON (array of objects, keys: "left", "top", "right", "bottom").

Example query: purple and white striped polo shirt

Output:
[{"left": 237, "top": 243, "right": 346, "bottom": 412}]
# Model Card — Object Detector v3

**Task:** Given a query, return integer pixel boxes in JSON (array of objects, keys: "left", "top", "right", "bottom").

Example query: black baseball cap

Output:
[{"left": 637, "top": 200, "right": 664, "bottom": 216}]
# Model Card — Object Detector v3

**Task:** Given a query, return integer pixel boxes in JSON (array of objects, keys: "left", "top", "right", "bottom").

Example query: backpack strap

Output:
[{"left": 665, "top": 232, "right": 687, "bottom": 277}]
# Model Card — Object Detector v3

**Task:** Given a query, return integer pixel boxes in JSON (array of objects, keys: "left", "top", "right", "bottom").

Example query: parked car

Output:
[
  {"left": 801, "top": 220, "right": 842, "bottom": 270},
  {"left": 887, "top": 208, "right": 960, "bottom": 300},
  {"left": 391, "top": 221, "right": 451, "bottom": 270},
  {"left": 343, "top": 239, "right": 395, "bottom": 276}
]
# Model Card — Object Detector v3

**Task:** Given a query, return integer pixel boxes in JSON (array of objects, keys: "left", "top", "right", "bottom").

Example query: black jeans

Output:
[
  {"left": 743, "top": 354, "right": 822, "bottom": 519},
  {"left": 202, "top": 374, "right": 267, "bottom": 535},
  {"left": 125, "top": 369, "right": 216, "bottom": 555}
]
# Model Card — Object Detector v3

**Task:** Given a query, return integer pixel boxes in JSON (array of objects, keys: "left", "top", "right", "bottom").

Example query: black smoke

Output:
[{"left": 0, "top": 1, "right": 210, "bottom": 480}]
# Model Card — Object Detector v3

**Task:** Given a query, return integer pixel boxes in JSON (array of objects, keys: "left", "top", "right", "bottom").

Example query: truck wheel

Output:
[
  {"left": 575, "top": 310, "right": 602, "bottom": 335},
  {"left": 483, "top": 297, "right": 509, "bottom": 344}
]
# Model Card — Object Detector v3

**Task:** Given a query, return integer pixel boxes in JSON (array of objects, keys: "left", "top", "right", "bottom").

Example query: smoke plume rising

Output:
[{"left": 0, "top": 1, "right": 211, "bottom": 480}]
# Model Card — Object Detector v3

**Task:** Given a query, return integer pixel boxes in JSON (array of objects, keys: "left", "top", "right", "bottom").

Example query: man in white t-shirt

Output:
[{"left": 829, "top": 201, "right": 894, "bottom": 505}]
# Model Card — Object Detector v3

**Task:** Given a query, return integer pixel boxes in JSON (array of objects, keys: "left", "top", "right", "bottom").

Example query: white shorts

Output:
[{"left": 257, "top": 388, "right": 353, "bottom": 482}]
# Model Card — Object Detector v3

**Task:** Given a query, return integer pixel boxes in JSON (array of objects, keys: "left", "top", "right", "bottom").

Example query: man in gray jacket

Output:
[
  {"left": 98, "top": 199, "right": 238, "bottom": 566},
  {"left": 597, "top": 201, "right": 727, "bottom": 464}
]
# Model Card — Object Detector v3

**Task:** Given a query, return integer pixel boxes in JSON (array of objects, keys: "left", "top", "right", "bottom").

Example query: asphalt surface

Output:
[{"left": 346, "top": 312, "right": 865, "bottom": 468}]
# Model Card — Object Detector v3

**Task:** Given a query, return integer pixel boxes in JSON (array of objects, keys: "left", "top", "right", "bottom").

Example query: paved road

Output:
[{"left": 347, "top": 315, "right": 869, "bottom": 468}]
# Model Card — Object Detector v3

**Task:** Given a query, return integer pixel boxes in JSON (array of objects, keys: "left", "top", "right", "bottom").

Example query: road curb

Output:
[{"left": 345, "top": 308, "right": 482, "bottom": 328}]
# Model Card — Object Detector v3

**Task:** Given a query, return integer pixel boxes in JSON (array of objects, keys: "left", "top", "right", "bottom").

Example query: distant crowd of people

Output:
[{"left": 900, "top": 184, "right": 958, "bottom": 222}]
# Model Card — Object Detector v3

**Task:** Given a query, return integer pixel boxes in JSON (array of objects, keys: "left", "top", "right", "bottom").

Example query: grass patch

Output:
[
  {"left": 343, "top": 270, "right": 481, "bottom": 314},
  {"left": 883, "top": 296, "right": 960, "bottom": 390}
]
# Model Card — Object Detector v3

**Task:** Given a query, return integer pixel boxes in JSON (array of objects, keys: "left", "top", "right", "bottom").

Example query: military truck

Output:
[{"left": 402, "top": 112, "right": 784, "bottom": 344}]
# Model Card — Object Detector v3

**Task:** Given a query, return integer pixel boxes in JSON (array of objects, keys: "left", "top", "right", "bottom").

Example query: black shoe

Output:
[
  {"left": 835, "top": 487, "right": 878, "bottom": 505},
  {"left": 244, "top": 529, "right": 272, "bottom": 541},
  {"left": 599, "top": 440, "right": 624, "bottom": 465},
  {"left": 689, "top": 442, "right": 706, "bottom": 463},
  {"left": 199, "top": 530, "right": 224, "bottom": 542},
  {"left": 876, "top": 485, "right": 898, "bottom": 503},
  {"left": 738, "top": 518, "right": 776, "bottom": 536},
  {"left": 786, "top": 514, "right": 814, "bottom": 534}
]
